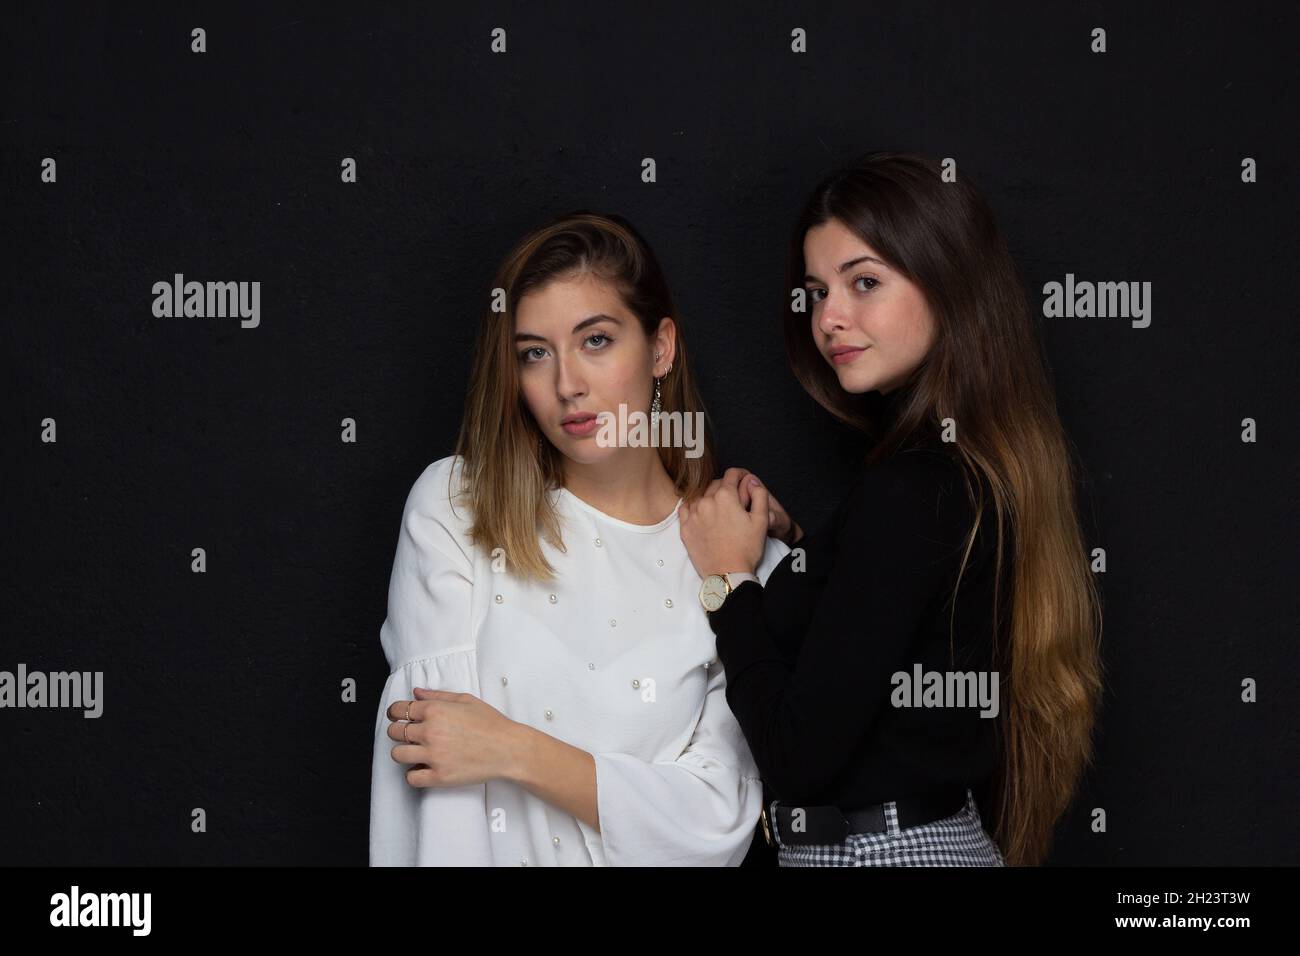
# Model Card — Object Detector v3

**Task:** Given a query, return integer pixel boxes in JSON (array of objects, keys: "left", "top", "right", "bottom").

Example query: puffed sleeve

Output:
[
  {"left": 575, "top": 662, "right": 761, "bottom": 866},
  {"left": 369, "top": 455, "right": 493, "bottom": 866},
  {"left": 572, "top": 538, "right": 788, "bottom": 866}
]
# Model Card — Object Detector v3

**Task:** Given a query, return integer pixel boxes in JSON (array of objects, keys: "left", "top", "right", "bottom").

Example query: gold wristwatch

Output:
[{"left": 699, "top": 572, "right": 759, "bottom": 613}]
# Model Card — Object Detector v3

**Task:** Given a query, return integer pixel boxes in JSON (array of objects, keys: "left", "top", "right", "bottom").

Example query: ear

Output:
[{"left": 653, "top": 317, "right": 677, "bottom": 375}]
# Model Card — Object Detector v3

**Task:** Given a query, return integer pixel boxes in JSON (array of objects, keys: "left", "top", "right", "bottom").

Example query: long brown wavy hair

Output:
[
  {"left": 784, "top": 151, "right": 1104, "bottom": 866},
  {"left": 451, "top": 211, "right": 719, "bottom": 582}
]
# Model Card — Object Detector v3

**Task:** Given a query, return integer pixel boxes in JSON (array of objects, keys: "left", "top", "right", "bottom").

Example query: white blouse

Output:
[{"left": 369, "top": 454, "right": 789, "bottom": 866}]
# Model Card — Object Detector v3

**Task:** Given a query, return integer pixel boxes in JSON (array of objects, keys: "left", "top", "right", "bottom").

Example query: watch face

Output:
[{"left": 700, "top": 574, "right": 727, "bottom": 612}]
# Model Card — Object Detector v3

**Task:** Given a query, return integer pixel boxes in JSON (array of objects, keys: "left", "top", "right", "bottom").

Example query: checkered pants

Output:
[{"left": 775, "top": 788, "right": 1005, "bottom": 867}]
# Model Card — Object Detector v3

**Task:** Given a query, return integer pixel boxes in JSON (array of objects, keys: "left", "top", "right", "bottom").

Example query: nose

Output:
[
  {"left": 554, "top": 352, "right": 588, "bottom": 403},
  {"left": 815, "top": 289, "right": 849, "bottom": 338}
]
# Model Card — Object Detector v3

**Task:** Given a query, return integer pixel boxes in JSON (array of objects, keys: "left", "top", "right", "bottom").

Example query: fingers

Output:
[
  {"left": 719, "top": 466, "right": 750, "bottom": 488},
  {"left": 385, "top": 698, "right": 422, "bottom": 722},
  {"left": 390, "top": 742, "right": 429, "bottom": 770},
  {"left": 413, "top": 687, "right": 463, "bottom": 702},
  {"left": 386, "top": 694, "right": 444, "bottom": 771},
  {"left": 684, "top": 469, "right": 769, "bottom": 519},
  {"left": 385, "top": 688, "right": 470, "bottom": 744},
  {"left": 387, "top": 719, "right": 421, "bottom": 744},
  {"left": 716, "top": 467, "right": 751, "bottom": 502},
  {"left": 385, "top": 698, "right": 435, "bottom": 743},
  {"left": 698, "top": 467, "right": 775, "bottom": 514},
  {"left": 388, "top": 688, "right": 462, "bottom": 716},
  {"left": 721, "top": 466, "right": 754, "bottom": 507}
]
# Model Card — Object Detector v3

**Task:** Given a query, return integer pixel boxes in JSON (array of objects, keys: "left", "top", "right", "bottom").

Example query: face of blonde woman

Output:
[
  {"left": 803, "top": 217, "right": 936, "bottom": 396},
  {"left": 514, "top": 272, "right": 672, "bottom": 466}
]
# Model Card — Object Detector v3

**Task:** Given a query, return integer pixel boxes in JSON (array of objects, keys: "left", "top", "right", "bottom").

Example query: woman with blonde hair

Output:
[
  {"left": 369, "top": 211, "right": 790, "bottom": 866},
  {"left": 681, "top": 151, "right": 1103, "bottom": 866}
]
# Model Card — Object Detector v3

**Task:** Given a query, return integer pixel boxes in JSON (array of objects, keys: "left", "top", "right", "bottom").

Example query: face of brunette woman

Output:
[
  {"left": 803, "top": 217, "right": 936, "bottom": 395},
  {"left": 514, "top": 272, "right": 673, "bottom": 466}
]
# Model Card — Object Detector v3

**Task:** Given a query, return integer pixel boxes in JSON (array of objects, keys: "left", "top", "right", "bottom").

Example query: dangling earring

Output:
[
  {"left": 650, "top": 353, "right": 670, "bottom": 431},
  {"left": 651, "top": 352, "right": 663, "bottom": 430}
]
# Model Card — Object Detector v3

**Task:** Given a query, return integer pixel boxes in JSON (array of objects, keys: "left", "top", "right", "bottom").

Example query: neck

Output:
[{"left": 561, "top": 446, "right": 681, "bottom": 525}]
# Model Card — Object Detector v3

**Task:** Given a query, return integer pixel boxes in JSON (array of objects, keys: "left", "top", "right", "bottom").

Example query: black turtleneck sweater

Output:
[{"left": 708, "top": 392, "right": 1005, "bottom": 848}]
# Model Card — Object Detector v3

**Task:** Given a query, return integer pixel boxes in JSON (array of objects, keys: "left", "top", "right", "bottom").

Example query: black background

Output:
[{"left": 2, "top": 1, "right": 1296, "bottom": 865}]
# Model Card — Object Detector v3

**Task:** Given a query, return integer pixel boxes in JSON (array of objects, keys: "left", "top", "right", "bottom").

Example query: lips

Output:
[
  {"left": 561, "top": 412, "right": 600, "bottom": 437},
  {"left": 830, "top": 345, "right": 870, "bottom": 365}
]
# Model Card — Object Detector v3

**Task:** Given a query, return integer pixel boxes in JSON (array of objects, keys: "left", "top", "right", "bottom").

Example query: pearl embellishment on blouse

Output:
[
  {"left": 548, "top": 593, "right": 557, "bottom": 603},
  {"left": 545, "top": 708, "right": 554, "bottom": 720},
  {"left": 494, "top": 594, "right": 502, "bottom": 604}
]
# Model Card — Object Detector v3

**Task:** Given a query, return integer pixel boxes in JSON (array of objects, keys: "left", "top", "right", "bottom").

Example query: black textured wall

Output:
[{"left": 2, "top": 1, "right": 1296, "bottom": 865}]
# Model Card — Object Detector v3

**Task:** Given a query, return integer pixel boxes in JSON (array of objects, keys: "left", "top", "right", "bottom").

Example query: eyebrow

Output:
[
  {"left": 514, "top": 313, "right": 624, "bottom": 344},
  {"left": 804, "top": 255, "right": 885, "bottom": 283}
]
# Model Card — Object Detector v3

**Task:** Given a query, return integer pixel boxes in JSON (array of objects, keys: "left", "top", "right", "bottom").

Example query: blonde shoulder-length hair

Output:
[{"left": 449, "top": 211, "right": 719, "bottom": 582}]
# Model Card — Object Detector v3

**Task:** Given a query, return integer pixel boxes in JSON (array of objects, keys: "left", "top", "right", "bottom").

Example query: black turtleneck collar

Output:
[
  {"left": 873, "top": 386, "right": 904, "bottom": 416},
  {"left": 864, "top": 386, "right": 907, "bottom": 431},
  {"left": 868, "top": 384, "right": 943, "bottom": 453}
]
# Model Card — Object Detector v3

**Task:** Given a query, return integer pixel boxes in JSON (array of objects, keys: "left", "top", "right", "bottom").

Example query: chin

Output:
[
  {"left": 832, "top": 369, "right": 881, "bottom": 395},
  {"left": 557, "top": 441, "right": 619, "bottom": 467}
]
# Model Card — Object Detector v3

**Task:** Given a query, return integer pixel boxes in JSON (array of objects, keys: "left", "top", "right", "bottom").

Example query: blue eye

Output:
[{"left": 519, "top": 334, "right": 611, "bottom": 364}]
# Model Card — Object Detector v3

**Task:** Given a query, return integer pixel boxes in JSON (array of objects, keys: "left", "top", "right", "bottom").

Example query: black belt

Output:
[{"left": 760, "top": 788, "right": 968, "bottom": 847}]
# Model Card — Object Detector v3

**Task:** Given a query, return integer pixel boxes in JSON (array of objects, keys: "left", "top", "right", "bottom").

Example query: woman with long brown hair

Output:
[
  {"left": 680, "top": 151, "right": 1103, "bottom": 866},
  {"left": 369, "top": 211, "right": 790, "bottom": 865}
]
